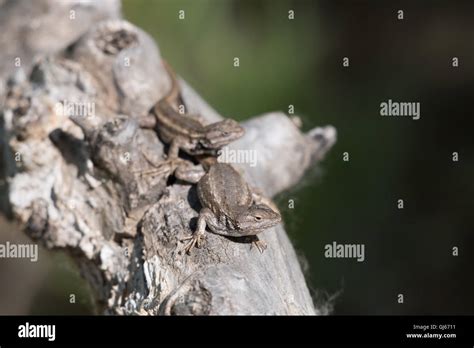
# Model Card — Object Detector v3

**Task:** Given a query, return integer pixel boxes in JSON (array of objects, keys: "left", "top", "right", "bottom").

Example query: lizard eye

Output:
[{"left": 255, "top": 216, "right": 262, "bottom": 221}]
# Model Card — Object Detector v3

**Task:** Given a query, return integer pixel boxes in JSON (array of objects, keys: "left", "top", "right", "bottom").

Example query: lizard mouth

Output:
[
  {"left": 237, "top": 217, "right": 281, "bottom": 235},
  {"left": 203, "top": 120, "right": 245, "bottom": 148},
  {"left": 209, "top": 130, "right": 243, "bottom": 145}
]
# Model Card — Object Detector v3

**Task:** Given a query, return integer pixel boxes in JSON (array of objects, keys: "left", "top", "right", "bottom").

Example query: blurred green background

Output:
[{"left": 1, "top": 0, "right": 473, "bottom": 315}]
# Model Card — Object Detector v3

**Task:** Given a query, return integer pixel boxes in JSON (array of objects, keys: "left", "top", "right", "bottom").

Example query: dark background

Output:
[{"left": 1, "top": 0, "right": 473, "bottom": 315}]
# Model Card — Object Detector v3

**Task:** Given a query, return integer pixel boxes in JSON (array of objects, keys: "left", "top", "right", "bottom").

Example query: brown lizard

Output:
[
  {"left": 140, "top": 60, "right": 244, "bottom": 159},
  {"left": 139, "top": 61, "right": 280, "bottom": 253},
  {"left": 182, "top": 162, "right": 282, "bottom": 254}
]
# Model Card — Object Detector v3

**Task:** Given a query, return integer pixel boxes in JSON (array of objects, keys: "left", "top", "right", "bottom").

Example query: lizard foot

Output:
[
  {"left": 251, "top": 239, "right": 267, "bottom": 253},
  {"left": 181, "top": 233, "right": 205, "bottom": 254}
]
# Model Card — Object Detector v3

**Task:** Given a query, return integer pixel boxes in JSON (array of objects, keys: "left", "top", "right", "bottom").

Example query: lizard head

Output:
[
  {"left": 202, "top": 119, "right": 245, "bottom": 150},
  {"left": 235, "top": 204, "right": 281, "bottom": 235}
]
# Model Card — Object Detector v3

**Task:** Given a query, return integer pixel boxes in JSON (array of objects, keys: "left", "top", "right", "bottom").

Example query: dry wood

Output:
[{"left": 0, "top": 0, "right": 336, "bottom": 315}]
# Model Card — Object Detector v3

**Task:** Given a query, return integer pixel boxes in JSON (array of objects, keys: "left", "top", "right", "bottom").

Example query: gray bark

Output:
[{"left": 0, "top": 0, "right": 336, "bottom": 315}]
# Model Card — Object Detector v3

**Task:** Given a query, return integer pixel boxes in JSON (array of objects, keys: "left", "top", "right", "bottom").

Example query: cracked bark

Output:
[{"left": 0, "top": 0, "right": 336, "bottom": 315}]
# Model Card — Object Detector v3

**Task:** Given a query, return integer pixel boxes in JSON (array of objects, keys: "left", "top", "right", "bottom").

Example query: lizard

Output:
[
  {"left": 139, "top": 60, "right": 245, "bottom": 160},
  {"left": 138, "top": 61, "right": 280, "bottom": 253},
  {"left": 182, "top": 162, "right": 282, "bottom": 254}
]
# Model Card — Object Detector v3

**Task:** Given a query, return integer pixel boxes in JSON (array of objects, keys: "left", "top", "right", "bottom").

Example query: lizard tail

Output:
[{"left": 161, "top": 59, "right": 181, "bottom": 104}]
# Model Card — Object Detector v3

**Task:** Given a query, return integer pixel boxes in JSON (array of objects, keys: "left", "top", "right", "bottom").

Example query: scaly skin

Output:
[
  {"left": 182, "top": 163, "right": 281, "bottom": 254},
  {"left": 141, "top": 60, "right": 245, "bottom": 159}
]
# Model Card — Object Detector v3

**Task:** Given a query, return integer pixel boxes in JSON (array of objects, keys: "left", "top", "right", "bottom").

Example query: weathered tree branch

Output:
[{"left": 0, "top": 0, "right": 336, "bottom": 315}]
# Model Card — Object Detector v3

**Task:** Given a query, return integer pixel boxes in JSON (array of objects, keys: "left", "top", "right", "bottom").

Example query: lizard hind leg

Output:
[
  {"left": 174, "top": 162, "right": 206, "bottom": 184},
  {"left": 166, "top": 139, "right": 180, "bottom": 160},
  {"left": 137, "top": 114, "right": 157, "bottom": 129}
]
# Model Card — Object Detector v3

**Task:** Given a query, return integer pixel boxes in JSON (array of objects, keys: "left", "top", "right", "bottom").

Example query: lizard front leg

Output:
[
  {"left": 182, "top": 207, "right": 217, "bottom": 254},
  {"left": 251, "top": 236, "right": 268, "bottom": 253}
]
